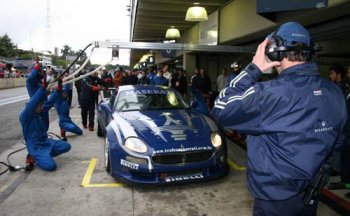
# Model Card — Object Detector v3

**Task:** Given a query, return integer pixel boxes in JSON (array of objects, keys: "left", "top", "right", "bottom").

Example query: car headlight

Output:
[
  {"left": 124, "top": 137, "right": 148, "bottom": 153},
  {"left": 211, "top": 132, "right": 222, "bottom": 148}
]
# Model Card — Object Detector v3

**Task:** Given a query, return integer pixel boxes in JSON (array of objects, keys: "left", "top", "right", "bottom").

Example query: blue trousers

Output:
[
  {"left": 253, "top": 192, "right": 318, "bottom": 216},
  {"left": 29, "top": 139, "right": 71, "bottom": 171},
  {"left": 60, "top": 121, "right": 83, "bottom": 135}
]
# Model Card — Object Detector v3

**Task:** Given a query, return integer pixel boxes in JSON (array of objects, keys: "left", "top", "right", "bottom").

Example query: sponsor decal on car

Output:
[
  {"left": 154, "top": 146, "right": 212, "bottom": 154},
  {"left": 159, "top": 173, "right": 204, "bottom": 182},
  {"left": 125, "top": 89, "right": 169, "bottom": 96},
  {"left": 120, "top": 159, "right": 139, "bottom": 170},
  {"left": 156, "top": 112, "right": 199, "bottom": 141}
]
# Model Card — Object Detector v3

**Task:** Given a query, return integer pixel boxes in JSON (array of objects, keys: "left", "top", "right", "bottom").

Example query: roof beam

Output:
[
  {"left": 134, "top": 23, "right": 192, "bottom": 28},
  {"left": 135, "top": 16, "right": 188, "bottom": 24},
  {"left": 94, "top": 41, "right": 255, "bottom": 54},
  {"left": 142, "top": 0, "right": 225, "bottom": 7},
  {"left": 138, "top": 3, "right": 218, "bottom": 13}
]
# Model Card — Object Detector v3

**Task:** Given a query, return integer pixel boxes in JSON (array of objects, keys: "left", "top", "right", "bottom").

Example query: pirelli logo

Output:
[
  {"left": 165, "top": 173, "right": 204, "bottom": 183},
  {"left": 120, "top": 159, "right": 139, "bottom": 170}
]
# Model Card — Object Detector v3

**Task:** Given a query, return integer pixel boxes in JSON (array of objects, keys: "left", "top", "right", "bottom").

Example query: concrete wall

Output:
[
  {"left": 0, "top": 78, "right": 26, "bottom": 89},
  {"left": 155, "top": 23, "right": 200, "bottom": 65},
  {"left": 182, "top": 23, "right": 200, "bottom": 44},
  {"left": 219, "top": 0, "right": 275, "bottom": 44}
]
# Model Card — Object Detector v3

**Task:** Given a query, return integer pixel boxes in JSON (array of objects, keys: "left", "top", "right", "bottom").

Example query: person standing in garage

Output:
[
  {"left": 152, "top": 68, "right": 169, "bottom": 86},
  {"left": 328, "top": 65, "right": 350, "bottom": 193},
  {"left": 211, "top": 22, "right": 347, "bottom": 215},
  {"left": 79, "top": 70, "right": 103, "bottom": 131},
  {"left": 217, "top": 68, "right": 229, "bottom": 92},
  {"left": 113, "top": 67, "right": 124, "bottom": 89}
]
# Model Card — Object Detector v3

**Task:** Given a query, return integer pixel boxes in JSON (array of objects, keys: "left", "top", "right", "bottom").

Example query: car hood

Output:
[{"left": 111, "top": 109, "right": 218, "bottom": 151}]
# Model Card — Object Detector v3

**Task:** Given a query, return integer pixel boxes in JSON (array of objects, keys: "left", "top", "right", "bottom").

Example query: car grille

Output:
[{"left": 152, "top": 151, "right": 213, "bottom": 164}]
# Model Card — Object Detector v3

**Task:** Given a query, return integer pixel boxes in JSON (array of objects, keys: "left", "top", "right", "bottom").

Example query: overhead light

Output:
[
  {"left": 185, "top": 2, "right": 208, "bottom": 22},
  {"left": 165, "top": 26, "right": 181, "bottom": 39},
  {"left": 163, "top": 40, "right": 176, "bottom": 44}
]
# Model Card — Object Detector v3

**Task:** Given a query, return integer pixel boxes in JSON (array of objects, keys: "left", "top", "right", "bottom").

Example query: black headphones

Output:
[{"left": 265, "top": 26, "right": 318, "bottom": 62}]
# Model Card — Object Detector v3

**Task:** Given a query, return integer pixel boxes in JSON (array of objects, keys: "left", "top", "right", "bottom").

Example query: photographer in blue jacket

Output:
[{"left": 211, "top": 22, "right": 347, "bottom": 215}]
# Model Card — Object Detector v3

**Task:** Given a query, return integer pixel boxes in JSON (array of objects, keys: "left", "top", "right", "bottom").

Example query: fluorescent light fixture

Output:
[
  {"left": 165, "top": 26, "right": 181, "bottom": 39},
  {"left": 185, "top": 2, "right": 208, "bottom": 22}
]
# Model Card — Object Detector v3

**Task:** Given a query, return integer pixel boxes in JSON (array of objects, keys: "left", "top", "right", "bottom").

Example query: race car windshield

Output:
[{"left": 115, "top": 89, "right": 189, "bottom": 112}]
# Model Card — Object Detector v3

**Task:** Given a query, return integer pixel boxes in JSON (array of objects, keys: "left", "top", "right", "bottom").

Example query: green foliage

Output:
[
  {"left": 52, "top": 56, "right": 67, "bottom": 68},
  {"left": 0, "top": 34, "right": 18, "bottom": 57},
  {"left": 60, "top": 44, "right": 74, "bottom": 57},
  {"left": 0, "top": 35, "right": 112, "bottom": 72},
  {"left": 19, "top": 53, "right": 34, "bottom": 60}
]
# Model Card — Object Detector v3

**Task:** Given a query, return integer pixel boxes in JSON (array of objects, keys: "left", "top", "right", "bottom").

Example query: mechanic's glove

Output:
[
  {"left": 33, "top": 62, "right": 41, "bottom": 70},
  {"left": 33, "top": 56, "right": 43, "bottom": 73},
  {"left": 57, "top": 79, "right": 63, "bottom": 92},
  {"left": 92, "top": 85, "right": 102, "bottom": 92}
]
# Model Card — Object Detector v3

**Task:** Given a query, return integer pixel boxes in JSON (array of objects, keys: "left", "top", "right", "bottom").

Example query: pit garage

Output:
[{"left": 1, "top": 0, "right": 350, "bottom": 215}]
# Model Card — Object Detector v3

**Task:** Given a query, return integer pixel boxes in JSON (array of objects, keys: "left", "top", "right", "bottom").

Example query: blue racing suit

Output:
[
  {"left": 19, "top": 87, "right": 71, "bottom": 171},
  {"left": 25, "top": 67, "right": 54, "bottom": 130},
  {"left": 191, "top": 87, "right": 210, "bottom": 116},
  {"left": 40, "top": 89, "right": 61, "bottom": 131},
  {"left": 152, "top": 76, "right": 168, "bottom": 86},
  {"left": 26, "top": 67, "right": 43, "bottom": 97},
  {"left": 211, "top": 63, "right": 347, "bottom": 200},
  {"left": 55, "top": 86, "right": 83, "bottom": 135}
]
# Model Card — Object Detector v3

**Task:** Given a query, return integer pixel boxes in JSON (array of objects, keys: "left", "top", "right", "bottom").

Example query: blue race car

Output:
[{"left": 97, "top": 85, "right": 228, "bottom": 185}]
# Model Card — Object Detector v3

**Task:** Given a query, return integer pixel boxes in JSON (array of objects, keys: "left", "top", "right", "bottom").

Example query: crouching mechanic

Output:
[
  {"left": 56, "top": 84, "right": 83, "bottom": 140},
  {"left": 20, "top": 78, "right": 71, "bottom": 171},
  {"left": 211, "top": 22, "right": 347, "bottom": 215}
]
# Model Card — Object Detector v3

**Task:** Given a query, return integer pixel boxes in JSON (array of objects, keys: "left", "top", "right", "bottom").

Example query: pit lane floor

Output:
[{"left": 0, "top": 107, "right": 342, "bottom": 216}]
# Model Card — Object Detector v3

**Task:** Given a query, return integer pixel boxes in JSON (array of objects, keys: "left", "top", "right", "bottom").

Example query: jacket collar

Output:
[{"left": 279, "top": 63, "right": 319, "bottom": 77}]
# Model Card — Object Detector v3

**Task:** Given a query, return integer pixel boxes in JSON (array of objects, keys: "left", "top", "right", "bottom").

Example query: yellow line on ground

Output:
[
  {"left": 81, "top": 158, "right": 97, "bottom": 187},
  {"left": 80, "top": 158, "right": 244, "bottom": 187},
  {"left": 83, "top": 183, "right": 124, "bottom": 188},
  {"left": 80, "top": 158, "right": 124, "bottom": 188},
  {"left": 227, "top": 159, "right": 246, "bottom": 171}
]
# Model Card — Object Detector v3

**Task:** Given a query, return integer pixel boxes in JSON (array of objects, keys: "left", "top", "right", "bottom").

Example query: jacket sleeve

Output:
[
  {"left": 97, "top": 77, "right": 108, "bottom": 87},
  {"left": 27, "top": 68, "right": 40, "bottom": 83},
  {"left": 26, "top": 68, "right": 42, "bottom": 97},
  {"left": 81, "top": 77, "right": 96, "bottom": 91},
  {"left": 210, "top": 63, "right": 265, "bottom": 134},
  {"left": 333, "top": 107, "right": 348, "bottom": 151}
]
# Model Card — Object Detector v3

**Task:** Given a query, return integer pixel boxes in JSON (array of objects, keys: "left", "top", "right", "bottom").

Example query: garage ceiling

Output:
[
  {"left": 130, "top": 0, "right": 350, "bottom": 66},
  {"left": 130, "top": 0, "right": 228, "bottom": 66},
  {"left": 132, "top": 0, "right": 227, "bottom": 42}
]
